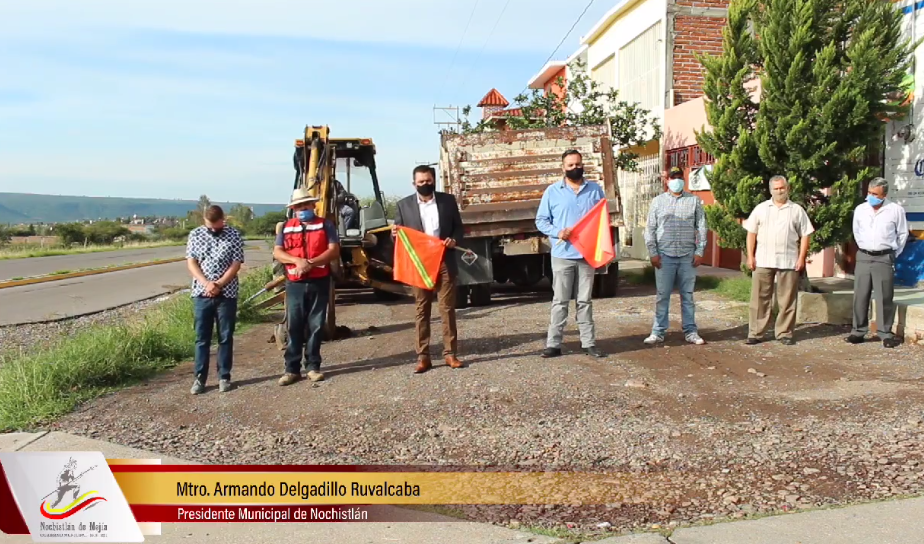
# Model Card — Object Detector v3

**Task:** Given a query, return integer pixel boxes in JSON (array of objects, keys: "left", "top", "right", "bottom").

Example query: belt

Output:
[{"left": 859, "top": 248, "right": 893, "bottom": 256}]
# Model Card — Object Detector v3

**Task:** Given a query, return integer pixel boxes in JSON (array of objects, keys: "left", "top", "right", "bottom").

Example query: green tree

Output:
[
  {"left": 228, "top": 204, "right": 255, "bottom": 233},
  {"left": 460, "top": 58, "right": 662, "bottom": 172},
  {"left": 697, "top": 0, "right": 917, "bottom": 258},
  {"left": 197, "top": 195, "right": 211, "bottom": 214},
  {"left": 54, "top": 223, "right": 87, "bottom": 246},
  {"left": 250, "top": 211, "right": 288, "bottom": 236},
  {"left": 0, "top": 226, "right": 10, "bottom": 245},
  {"left": 84, "top": 221, "right": 130, "bottom": 244}
]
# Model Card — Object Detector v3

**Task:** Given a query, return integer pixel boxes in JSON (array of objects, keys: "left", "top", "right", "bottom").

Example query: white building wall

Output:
[{"left": 585, "top": 0, "right": 667, "bottom": 133}]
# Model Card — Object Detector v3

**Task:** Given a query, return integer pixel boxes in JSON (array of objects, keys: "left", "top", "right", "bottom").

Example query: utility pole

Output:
[{"left": 432, "top": 105, "right": 461, "bottom": 133}]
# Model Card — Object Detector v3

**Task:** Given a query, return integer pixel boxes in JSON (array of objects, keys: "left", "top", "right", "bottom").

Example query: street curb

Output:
[{"left": 0, "top": 258, "right": 186, "bottom": 290}]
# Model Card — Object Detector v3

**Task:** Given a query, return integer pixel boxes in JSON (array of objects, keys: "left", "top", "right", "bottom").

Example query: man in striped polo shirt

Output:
[
  {"left": 643, "top": 167, "right": 708, "bottom": 345},
  {"left": 744, "top": 175, "right": 814, "bottom": 345}
]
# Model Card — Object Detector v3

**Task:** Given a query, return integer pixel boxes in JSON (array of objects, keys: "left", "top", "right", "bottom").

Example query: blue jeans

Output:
[
  {"left": 193, "top": 296, "right": 238, "bottom": 381},
  {"left": 652, "top": 254, "right": 697, "bottom": 336},
  {"left": 284, "top": 276, "right": 331, "bottom": 374}
]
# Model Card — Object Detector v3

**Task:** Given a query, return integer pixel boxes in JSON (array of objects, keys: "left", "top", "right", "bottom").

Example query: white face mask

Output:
[{"left": 668, "top": 178, "right": 684, "bottom": 193}]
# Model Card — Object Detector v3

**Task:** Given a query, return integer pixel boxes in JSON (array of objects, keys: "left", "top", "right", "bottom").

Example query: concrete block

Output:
[
  {"left": 796, "top": 291, "right": 854, "bottom": 325},
  {"left": 896, "top": 303, "right": 924, "bottom": 343},
  {"left": 0, "top": 431, "right": 47, "bottom": 452}
]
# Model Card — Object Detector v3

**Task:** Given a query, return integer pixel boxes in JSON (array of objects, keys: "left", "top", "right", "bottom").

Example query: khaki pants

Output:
[
  {"left": 749, "top": 267, "right": 799, "bottom": 339},
  {"left": 413, "top": 262, "right": 458, "bottom": 357}
]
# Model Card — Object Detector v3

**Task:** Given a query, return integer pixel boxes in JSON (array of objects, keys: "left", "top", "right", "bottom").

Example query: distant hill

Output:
[{"left": 0, "top": 193, "right": 286, "bottom": 224}]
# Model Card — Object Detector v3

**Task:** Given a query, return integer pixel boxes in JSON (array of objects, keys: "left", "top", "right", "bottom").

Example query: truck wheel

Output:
[
  {"left": 593, "top": 262, "right": 619, "bottom": 298},
  {"left": 455, "top": 286, "right": 470, "bottom": 309},
  {"left": 470, "top": 284, "right": 492, "bottom": 306}
]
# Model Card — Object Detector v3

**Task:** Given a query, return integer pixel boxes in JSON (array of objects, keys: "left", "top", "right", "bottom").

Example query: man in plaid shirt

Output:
[{"left": 643, "top": 167, "right": 708, "bottom": 345}]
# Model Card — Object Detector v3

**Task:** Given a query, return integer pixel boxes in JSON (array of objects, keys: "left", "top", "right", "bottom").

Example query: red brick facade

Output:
[{"left": 671, "top": 0, "right": 729, "bottom": 105}]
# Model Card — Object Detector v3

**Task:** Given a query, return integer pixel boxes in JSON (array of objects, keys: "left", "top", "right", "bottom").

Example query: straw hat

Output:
[{"left": 287, "top": 187, "right": 320, "bottom": 208}]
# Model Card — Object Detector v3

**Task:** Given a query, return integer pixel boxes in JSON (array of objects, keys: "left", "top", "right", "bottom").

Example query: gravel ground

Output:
[
  {"left": 0, "top": 292, "right": 182, "bottom": 356},
  {"left": 34, "top": 279, "right": 924, "bottom": 538}
]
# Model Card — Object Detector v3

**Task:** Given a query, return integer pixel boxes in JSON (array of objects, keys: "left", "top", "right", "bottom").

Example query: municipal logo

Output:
[
  {"left": 0, "top": 451, "right": 144, "bottom": 542},
  {"left": 39, "top": 457, "right": 107, "bottom": 520}
]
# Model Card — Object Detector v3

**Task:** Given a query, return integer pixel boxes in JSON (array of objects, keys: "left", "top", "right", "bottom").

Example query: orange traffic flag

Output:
[
  {"left": 568, "top": 198, "right": 615, "bottom": 268},
  {"left": 393, "top": 226, "right": 446, "bottom": 290}
]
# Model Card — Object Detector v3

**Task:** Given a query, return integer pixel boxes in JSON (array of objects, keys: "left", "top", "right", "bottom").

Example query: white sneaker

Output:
[
  {"left": 643, "top": 334, "right": 664, "bottom": 345},
  {"left": 685, "top": 333, "right": 706, "bottom": 345}
]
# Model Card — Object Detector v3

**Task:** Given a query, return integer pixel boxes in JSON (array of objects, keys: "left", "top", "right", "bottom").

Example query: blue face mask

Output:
[
  {"left": 668, "top": 178, "right": 685, "bottom": 193},
  {"left": 867, "top": 194, "right": 884, "bottom": 207},
  {"left": 297, "top": 210, "right": 316, "bottom": 222}
]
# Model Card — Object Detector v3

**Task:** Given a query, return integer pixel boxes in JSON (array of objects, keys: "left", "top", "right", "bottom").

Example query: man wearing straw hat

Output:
[{"left": 272, "top": 187, "right": 341, "bottom": 386}]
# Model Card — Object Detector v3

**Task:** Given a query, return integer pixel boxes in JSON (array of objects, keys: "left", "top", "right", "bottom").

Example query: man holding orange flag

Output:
[
  {"left": 535, "top": 150, "right": 609, "bottom": 359},
  {"left": 392, "top": 165, "right": 466, "bottom": 374}
]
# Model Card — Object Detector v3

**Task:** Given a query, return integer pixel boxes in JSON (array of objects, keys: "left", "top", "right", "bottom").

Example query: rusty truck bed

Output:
[{"left": 438, "top": 125, "right": 622, "bottom": 239}]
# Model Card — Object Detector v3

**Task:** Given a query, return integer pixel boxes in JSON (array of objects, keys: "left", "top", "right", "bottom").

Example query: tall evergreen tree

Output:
[{"left": 697, "top": 0, "right": 916, "bottom": 259}]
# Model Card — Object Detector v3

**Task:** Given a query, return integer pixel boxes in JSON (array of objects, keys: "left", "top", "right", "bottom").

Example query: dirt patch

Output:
[{"left": 49, "top": 280, "right": 924, "bottom": 537}]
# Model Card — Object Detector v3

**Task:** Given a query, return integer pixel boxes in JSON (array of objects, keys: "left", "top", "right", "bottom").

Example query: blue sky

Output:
[{"left": 0, "top": 0, "right": 612, "bottom": 205}]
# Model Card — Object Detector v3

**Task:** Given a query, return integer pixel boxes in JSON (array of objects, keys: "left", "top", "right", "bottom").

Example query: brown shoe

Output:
[
  {"left": 445, "top": 355, "right": 465, "bottom": 369},
  {"left": 414, "top": 356, "right": 432, "bottom": 374}
]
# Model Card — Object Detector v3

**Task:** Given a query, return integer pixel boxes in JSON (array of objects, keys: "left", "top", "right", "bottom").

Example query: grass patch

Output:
[
  {"left": 0, "top": 265, "right": 275, "bottom": 431},
  {"left": 0, "top": 240, "right": 186, "bottom": 260},
  {"left": 50, "top": 270, "right": 71, "bottom": 276}
]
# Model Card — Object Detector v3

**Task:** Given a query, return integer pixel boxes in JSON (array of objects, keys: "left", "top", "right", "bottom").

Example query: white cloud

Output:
[{"left": 0, "top": 0, "right": 608, "bottom": 54}]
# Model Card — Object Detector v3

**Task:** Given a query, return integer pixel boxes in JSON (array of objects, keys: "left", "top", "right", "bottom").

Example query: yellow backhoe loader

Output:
[{"left": 244, "top": 125, "right": 411, "bottom": 346}]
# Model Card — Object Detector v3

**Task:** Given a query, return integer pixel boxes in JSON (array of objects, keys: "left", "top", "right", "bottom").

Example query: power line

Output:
[
  {"left": 515, "top": 0, "right": 597, "bottom": 99},
  {"left": 439, "top": 0, "right": 482, "bottom": 102},
  {"left": 457, "top": 0, "right": 513, "bottom": 98}
]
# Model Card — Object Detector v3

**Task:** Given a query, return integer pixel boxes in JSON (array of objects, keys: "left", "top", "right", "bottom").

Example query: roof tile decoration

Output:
[{"left": 477, "top": 88, "right": 510, "bottom": 107}]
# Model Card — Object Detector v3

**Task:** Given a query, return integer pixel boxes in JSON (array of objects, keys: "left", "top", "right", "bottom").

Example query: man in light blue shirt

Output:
[{"left": 535, "top": 149, "right": 607, "bottom": 359}]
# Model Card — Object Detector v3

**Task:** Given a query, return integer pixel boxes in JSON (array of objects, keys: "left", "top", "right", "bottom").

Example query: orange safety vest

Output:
[{"left": 280, "top": 217, "right": 330, "bottom": 280}]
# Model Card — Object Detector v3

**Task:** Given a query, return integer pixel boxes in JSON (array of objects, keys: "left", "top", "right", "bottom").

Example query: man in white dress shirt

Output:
[
  {"left": 744, "top": 175, "right": 815, "bottom": 345},
  {"left": 847, "top": 177, "right": 909, "bottom": 348}
]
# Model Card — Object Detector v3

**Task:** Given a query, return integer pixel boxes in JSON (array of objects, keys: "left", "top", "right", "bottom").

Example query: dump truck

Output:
[{"left": 438, "top": 125, "right": 623, "bottom": 307}]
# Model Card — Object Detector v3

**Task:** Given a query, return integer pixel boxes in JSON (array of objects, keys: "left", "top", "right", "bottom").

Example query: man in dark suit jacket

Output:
[{"left": 392, "top": 165, "right": 466, "bottom": 374}]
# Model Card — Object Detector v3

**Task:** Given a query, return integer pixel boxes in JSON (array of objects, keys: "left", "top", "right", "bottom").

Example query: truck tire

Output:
[
  {"left": 470, "top": 284, "right": 492, "bottom": 307},
  {"left": 455, "top": 286, "right": 470, "bottom": 309},
  {"left": 593, "top": 262, "right": 619, "bottom": 298}
]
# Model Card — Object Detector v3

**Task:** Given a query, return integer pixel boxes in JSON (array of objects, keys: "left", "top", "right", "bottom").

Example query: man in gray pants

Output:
[
  {"left": 535, "top": 150, "right": 607, "bottom": 358},
  {"left": 846, "top": 177, "right": 909, "bottom": 348}
]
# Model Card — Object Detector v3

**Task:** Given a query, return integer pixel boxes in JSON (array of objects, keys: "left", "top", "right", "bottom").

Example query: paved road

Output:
[
  {"left": 0, "top": 245, "right": 192, "bottom": 281},
  {"left": 0, "top": 246, "right": 274, "bottom": 326}
]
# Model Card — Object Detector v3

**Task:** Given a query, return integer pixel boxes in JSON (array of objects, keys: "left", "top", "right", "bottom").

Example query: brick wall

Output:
[{"left": 671, "top": 0, "right": 729, "bottom": 105}]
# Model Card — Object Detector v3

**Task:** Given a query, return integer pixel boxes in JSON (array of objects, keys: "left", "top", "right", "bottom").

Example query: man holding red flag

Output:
[
  {"left": 392, "top": 165, "right": 466, "bottom": 374},
  {"left": 535, "top": 150, "right": 607, "bottom": 359}
]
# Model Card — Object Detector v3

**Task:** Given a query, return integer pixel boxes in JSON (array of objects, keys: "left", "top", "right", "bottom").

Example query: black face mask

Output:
[
  {"left": 416, "top": 183, "right": 435, "bottom": 196},
  {"left": 564, "top": 167, "right": 584, "bottom": 181}
]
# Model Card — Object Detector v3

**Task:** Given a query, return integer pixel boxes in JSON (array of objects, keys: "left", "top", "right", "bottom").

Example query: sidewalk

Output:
[{"left": 3, "top": 431, "right": 924, "bottom": 544}]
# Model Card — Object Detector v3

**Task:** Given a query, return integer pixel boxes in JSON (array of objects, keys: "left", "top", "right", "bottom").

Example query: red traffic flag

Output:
[
  {"left": 568, "top": 199, "right": 615, "bottom": 268},
  {"left": 393, "top": 226, "right": 446, "bottom": 290}
]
